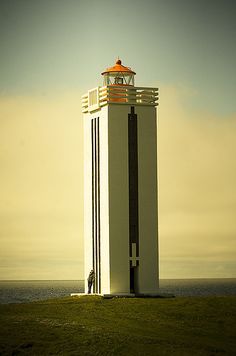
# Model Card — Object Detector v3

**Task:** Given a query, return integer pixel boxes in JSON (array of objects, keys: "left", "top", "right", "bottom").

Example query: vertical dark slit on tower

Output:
[
  {"left": 94, "top": 118, "right": 98, "bottom": 293},
  {"left": 91, "top": 117, "right": 101, "bottom": 294},
  {"left": 97, "top": 118, "right": 101, "bottom": 294},
  {"left": 91, "top": 119, "right": 95, "bottom": 286},
  {"left": 128, "top": 106, "right": 139, "bottom": 292}
]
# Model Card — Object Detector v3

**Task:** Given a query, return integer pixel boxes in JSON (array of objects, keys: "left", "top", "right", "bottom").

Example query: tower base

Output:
[{"left": 70, "top": 292, "right": 174, "bottom": 298}]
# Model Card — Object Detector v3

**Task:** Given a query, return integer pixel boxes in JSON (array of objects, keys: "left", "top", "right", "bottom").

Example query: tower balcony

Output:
[{"left": 82, "top": 85, "right": 159, "bottom": 113}]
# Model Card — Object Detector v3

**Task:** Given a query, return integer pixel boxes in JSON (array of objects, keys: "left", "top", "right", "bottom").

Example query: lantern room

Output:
[{"left": 101, "top": 59, "right": 136, "bottom": 86}]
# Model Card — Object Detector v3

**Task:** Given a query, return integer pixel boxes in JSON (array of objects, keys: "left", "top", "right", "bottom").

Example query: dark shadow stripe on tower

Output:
[
  {"left": 91, "top": 117, "right": 101, "bottom": 294},
  {"left": 91, "top": 119, "right": 95, "bottom": 289},
  {"left": 128, "top": 106, "right": 139, "bottom": 257},
  {"left": 97, "top": 117, "right": 101, "bottom": 294}
]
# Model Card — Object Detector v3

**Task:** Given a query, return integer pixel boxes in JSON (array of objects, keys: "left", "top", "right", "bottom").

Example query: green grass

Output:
[{"left": 0, "top": 296, "right": 235, "bottom": 355}]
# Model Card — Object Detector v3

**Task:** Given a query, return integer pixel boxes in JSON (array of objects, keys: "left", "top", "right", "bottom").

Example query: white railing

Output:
[{"left": 82, "top": 85, "right": 158, "bottom": 113}]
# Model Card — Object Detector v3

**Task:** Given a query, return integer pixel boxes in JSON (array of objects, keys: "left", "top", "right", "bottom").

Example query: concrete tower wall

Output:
[
  {"left": 107, "top": 105, "right": 159, "bottom": 294},
  {"left": 99, "top": 107, "right": 110, "bottom": 294},
  {"left": 84, "top": 107, "right": 111, "bottom": 294},
  {"left": 136, "top": 106, "right": 159, "bottom": 293},
  {"left": 108, "top": 105, "right": 130, "bottom": 294},
  {"left": 83, "top": 113, "right": 93, "bottom": 292},
  {"left": 83, "top": 95, "right": 158, "bottom": 295}
]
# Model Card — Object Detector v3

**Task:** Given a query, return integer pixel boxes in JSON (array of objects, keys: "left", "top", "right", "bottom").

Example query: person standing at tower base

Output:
[{"left": 87, "top": 269, "right": 95, "bottom": 294}]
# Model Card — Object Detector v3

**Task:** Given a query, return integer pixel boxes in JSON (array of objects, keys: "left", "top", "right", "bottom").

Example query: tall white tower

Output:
[{"left": 83, "top": 59, "right": 159, "bottom": 296}]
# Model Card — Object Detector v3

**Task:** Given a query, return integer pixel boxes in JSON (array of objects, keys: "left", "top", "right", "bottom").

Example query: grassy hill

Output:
[{"left": 0, "top": 296, "right": 235, "bottom": 355}]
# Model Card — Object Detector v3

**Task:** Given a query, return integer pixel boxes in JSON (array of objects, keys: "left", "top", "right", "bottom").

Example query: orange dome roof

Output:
[{"left": 101, "top": 59, "right": 136, "bottom": 75}]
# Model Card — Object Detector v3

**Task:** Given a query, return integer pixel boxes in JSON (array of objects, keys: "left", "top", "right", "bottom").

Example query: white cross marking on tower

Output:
[{"left": 130, "top": 243, "right": 140, "bottom": 267}]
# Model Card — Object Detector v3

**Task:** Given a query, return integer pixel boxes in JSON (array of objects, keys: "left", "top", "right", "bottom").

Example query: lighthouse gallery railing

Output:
[{"left": 82, "top": 85, "right": 159, "bottom": 113}]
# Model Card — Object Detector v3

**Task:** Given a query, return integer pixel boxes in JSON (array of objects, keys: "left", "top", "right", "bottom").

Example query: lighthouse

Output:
[{"left": 82, "top": 59, "right": 159, "bottom": 296}]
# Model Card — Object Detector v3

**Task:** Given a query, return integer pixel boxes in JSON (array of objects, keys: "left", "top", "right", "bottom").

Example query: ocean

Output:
[{"left": 0, "top": 279, "right": 235, "bottom": 304}]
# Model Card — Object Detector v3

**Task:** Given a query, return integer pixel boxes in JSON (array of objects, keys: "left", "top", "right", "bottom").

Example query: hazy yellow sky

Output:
[
  {"left": 0, "top": 93, "right": 84, "bottom": 279},
  {"left": 1, "top": 0, "right": 236, "bottom": 279},
  {"left": 159, "top": 86, "right": 236, "bottom": 278}
]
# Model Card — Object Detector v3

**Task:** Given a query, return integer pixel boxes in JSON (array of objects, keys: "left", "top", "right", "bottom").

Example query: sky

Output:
[{"left": 0, "top": 0, "right": 236, "bottom": 280}]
